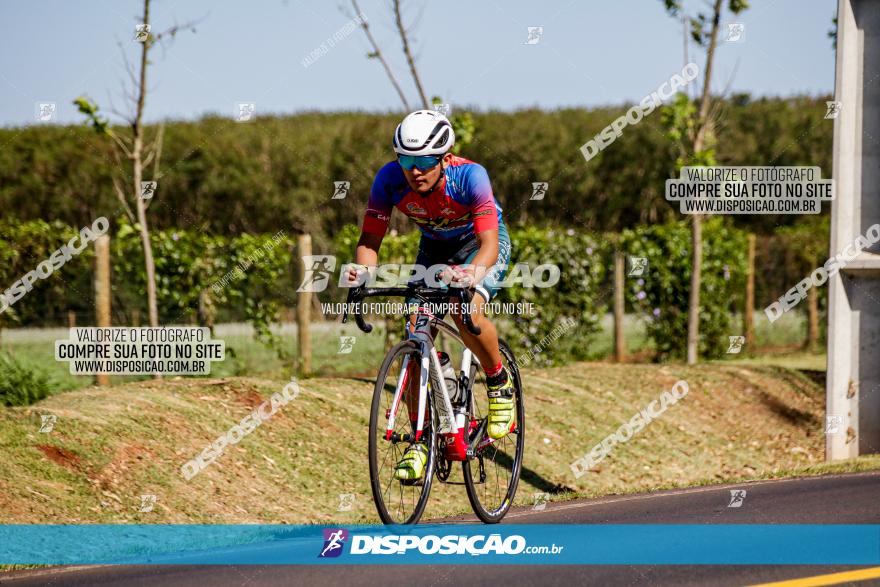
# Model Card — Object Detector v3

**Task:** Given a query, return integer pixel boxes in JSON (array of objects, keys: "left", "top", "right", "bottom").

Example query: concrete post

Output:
[{"left": 827, "top": 0, "right": 880, "bottom": 459}]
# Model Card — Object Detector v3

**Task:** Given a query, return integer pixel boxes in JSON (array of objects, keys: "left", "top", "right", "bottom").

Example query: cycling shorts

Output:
[{"left": 405, "top": 221, "right": 512, "bottom": 309}]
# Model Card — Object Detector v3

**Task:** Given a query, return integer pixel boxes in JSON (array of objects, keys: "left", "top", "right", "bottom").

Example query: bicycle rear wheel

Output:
[
  {"left": 462, "top": 339, "right": 524, "bottom": 523},
  {"left": 369, "top": 340, "right": 436, "bottom": 524}
]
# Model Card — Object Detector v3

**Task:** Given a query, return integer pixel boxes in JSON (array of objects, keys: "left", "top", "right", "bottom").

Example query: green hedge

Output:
[
  {"left": 0, "top": 97, "right": 832, "bottom": 242},
  {"left": 0, "top": 218, "right": 93, "bottom": 325},
  {"left": 0, "top": 219, "right": 297, "bottom": 351},
  {"left": 112, "top": 221, "right": 295, "bottom": 350}
]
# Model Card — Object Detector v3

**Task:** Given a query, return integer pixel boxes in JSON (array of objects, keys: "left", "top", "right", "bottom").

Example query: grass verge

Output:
[{"left": 1, "top": 360, "right": 871, "bottom": 525}]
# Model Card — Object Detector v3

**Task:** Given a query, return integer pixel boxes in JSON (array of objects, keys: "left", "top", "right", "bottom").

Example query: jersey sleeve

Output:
[
  {"left": 362, "top": 164, "right": 395, "bottom": 237},
  {"left": 463, "top": 164, "right": 499, "bottom": 234}
]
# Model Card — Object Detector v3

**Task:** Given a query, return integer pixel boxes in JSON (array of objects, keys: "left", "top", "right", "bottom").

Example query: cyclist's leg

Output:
[
  {"left": 447, "top": 221, "right": 512, "bottom": 371},
  {"left": 448, "top": 223, "right": 515, "bottom": 439}
]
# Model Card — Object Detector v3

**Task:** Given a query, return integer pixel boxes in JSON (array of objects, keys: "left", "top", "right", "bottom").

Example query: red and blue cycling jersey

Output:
[{"left": 362, "top": 155, "right": 503, "bottom": 242}]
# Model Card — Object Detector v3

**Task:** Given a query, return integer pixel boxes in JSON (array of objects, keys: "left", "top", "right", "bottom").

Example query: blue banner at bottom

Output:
[{"left": 1, "top": 524, "right": 878, "bottom": 565}]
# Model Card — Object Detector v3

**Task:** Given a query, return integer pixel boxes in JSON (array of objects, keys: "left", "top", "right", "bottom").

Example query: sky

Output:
[{"left": 0, "top": 0, "right": 837, "bottom": 127}]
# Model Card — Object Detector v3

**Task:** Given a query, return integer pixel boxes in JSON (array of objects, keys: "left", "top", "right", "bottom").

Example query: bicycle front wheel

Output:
[
  {"left": 369, "top": 340, "right": 436, "bottom": 524},
  {"left": 462, "top": 338, "right": 525, "bottom": 523}
]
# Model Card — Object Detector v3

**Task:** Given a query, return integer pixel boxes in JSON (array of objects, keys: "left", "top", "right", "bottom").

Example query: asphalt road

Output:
[{"left": 4, "top": 471, "right": 879, "bottom": 587}]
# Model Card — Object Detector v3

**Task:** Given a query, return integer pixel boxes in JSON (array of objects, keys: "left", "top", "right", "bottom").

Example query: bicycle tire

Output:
[
  {"left": 369, "top": 339, "right": 436, "bottom": 525},
  {"left": 462, "top": 338, "right": 525, "bottom": 523}
]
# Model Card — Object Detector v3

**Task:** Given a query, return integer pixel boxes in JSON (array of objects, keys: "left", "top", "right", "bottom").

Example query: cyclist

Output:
[{"left": 346, "top": 110, "right": 514, "bottom": 481}]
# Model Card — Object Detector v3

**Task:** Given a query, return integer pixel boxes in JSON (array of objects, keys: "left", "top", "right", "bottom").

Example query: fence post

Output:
[
  {"left": 744, "top": 234, "right": 756, "bottom": 350},
  {"left": 94, "top": 234, "right": 111, "bottom": 386},
  {"left": 613, "top": 250, "right": 627, "bottom": 362},
  {"left": 297, "top": 233, "right": 312, "bottom": 376},
  {"left": 67, "top": 310, "right": 76, "bottom": 329}
]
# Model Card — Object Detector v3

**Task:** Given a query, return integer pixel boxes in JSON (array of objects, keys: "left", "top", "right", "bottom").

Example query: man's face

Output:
[{"left": 400, "top": 153, "right": 451, "bottom": 194}]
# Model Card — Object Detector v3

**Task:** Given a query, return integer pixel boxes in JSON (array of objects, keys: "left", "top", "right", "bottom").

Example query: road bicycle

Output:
[{"left": 343, "top": 284, "right": 524, "bottom": 524}]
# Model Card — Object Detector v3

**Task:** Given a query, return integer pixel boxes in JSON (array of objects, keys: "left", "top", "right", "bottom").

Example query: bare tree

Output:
[
  {"left": 76, "top": 0, "right": 200, "bottom": 337},
  {"left": 392, "top": 0, "right": 429, "bottom": 109},
  {"left": 684, "top": 0, "right": 721, "bottom": 366},
  {"left": 349, "top": 0, "right": 411, "bottom": 110},
  {"left": 131, "top": 0, "right": 159, "bottom": 329},
  {"left": 346, "top": 0, "right": 434, "bottom": 112}
]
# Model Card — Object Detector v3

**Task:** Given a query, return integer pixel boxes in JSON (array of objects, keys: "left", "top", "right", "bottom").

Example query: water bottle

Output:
[{"left": 437, "top": 352, "right": 460, "bottom": 404}]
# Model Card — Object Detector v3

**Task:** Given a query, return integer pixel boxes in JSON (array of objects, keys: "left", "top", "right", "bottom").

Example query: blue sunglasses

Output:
[{"left": 397, "top": 154, "right": 442, "bottom": 171}]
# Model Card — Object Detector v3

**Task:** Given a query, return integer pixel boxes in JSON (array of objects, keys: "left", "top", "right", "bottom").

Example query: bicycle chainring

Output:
[{"left": 435, "top": 452, "right": 452, "bottom": 481}]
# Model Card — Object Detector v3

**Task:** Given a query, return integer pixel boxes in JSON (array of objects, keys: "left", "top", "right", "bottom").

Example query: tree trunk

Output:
[
  {"left": 135, "top": 184, "right": 158, "bottom": 327},
  {"left": 134, "top": 0, "right": 159, "bottom": 331},
  {"left": 686, "top": 0, "right": 723, "bottom": 366},
  {"left": 131, "top": 0, "right": 161, "bottom": 381},
  {"left": 686, "top": 216, "right": 702, "bottom": 364},
  {"left": 694, "top": 0, "right": 723, "bottom": 149},
  {"left": 198, "top": 289, "right": 215, "bottom": 336}
]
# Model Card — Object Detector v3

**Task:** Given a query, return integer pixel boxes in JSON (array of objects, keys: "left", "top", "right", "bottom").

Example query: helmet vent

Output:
[{"left": 433, "top": 128, "right": 450, "bottom": 150}]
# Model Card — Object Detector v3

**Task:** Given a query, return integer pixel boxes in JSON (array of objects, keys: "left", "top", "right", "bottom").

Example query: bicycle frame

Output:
[
  {"left": 382, "top": 308, "right": 473, "bottom": 461},
  {"left": 345, "top": 284, "right": 505, "bottom": 462}
]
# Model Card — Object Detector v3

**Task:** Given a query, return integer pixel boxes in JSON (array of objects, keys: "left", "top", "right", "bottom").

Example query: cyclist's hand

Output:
[
  {"left": 439, "top": 264, "right": 475, "bottom": 288},
  {"left": 344, "top": 263, "right": 370, "bottom": 287}
]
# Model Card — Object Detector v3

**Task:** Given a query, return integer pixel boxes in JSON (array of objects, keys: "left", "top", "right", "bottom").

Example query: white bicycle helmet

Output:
[{"left": 392, "top": 110, "right": 455, "bottom": 156}]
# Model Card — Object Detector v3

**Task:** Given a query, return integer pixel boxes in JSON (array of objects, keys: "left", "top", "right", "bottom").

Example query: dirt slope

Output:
[{"left": 0, "top": 363, "right": 866, "bottom": 524}]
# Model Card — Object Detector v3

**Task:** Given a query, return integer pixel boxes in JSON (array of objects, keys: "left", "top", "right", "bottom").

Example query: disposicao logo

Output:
[{"left": 319, "top": 528, "right": 349, "bottom": 558}]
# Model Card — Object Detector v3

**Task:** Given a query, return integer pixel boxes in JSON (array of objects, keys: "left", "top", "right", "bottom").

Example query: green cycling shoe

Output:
[
  {"left": 487, "top": 367, "right": 515, "bottom": 439},
  {"left": 394, "top": 443, "right": 428, "bottom": 481}
]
